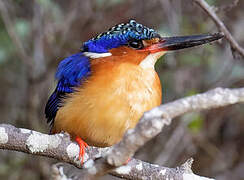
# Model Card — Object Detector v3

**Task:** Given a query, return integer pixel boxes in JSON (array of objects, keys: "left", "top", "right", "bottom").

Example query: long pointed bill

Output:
[{"left": 144, "top": 33, "right": 224, "bottom": 53}]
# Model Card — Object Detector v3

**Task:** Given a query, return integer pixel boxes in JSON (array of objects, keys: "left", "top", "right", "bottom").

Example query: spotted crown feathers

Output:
[
  {"left": 93, "top": 20, "right": 158, "bottom": 40},
  {"left": 83, "top": 20, "right": 159, "bottom": 53}
]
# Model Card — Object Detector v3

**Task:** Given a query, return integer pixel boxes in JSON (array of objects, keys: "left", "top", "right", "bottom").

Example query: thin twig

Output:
[
  {"left": 217, "top": 0, "right": 239, "bottom": 13},
  {"left": 192, "top": 0, "right": 244, "bottom": 59}
]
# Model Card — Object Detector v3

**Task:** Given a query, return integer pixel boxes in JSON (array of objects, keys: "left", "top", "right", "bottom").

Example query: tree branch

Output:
[
  {"left": 1, "top": 87, "right": 244, "bottom": 179},
  {"left": 0, "top": 124, "right": 213, "bottom": 180},
  {"left": 192, "top": 0, "right": 244, "bottom": 59},
  {"left": 105, "top": 88, "right": 244, "bottom": 167}
]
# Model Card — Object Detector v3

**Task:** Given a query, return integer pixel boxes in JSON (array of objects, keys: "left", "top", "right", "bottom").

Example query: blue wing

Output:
[{"left": 45, "top": 52, "right": 91, "bottom": 127}]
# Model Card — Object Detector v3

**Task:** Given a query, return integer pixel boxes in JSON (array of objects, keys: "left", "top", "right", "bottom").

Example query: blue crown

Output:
[{"left": 83, "top": 20, "right": 159, "bottom": 53}]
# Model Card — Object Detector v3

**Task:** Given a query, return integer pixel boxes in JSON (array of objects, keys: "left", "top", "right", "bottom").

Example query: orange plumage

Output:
[
  {"left": 52, "top": 47, "right": 162, "bottom": 147},
  {"left": 46, "top": 20, "right": 223, "bottom": 164}
]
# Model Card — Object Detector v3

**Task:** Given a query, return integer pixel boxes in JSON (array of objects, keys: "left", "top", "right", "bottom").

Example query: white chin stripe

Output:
[
  {"left": 83, "top": 52, "right": 112, "bottom": 59},
  {"left": 139, "top": 51, "right": 165, "bottom": 69}
]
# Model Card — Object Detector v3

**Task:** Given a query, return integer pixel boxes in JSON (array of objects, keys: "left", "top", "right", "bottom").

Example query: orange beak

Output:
[{"left": 143, "top": 33, "right": 224, "bottom": 53}]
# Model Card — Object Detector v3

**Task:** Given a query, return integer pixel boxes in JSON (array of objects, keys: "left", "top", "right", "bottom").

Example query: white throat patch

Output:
[
  {"left": 83, "top": 52, "right": 112, "bottom": 59},
  {"left": 139, "top": 51, "right": 166, "bottom": 69}
]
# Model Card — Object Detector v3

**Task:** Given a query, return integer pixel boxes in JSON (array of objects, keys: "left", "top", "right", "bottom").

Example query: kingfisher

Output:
[{"left": 45, "top": 20, "right": 223, "bottom": 163}]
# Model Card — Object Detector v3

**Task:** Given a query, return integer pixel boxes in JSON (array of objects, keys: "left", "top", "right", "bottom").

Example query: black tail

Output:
[{"left": 45, "top": 89, "right": 65, "bottom": 133}]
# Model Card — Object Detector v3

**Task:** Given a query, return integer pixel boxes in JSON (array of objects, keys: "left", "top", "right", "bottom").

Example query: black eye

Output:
[{"left": 128, "top": 40, "right": 144, "bottom": 49}]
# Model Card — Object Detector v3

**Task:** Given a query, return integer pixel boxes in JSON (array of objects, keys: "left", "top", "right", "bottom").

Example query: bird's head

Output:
[{"left": 82, "top": 20, "right": 223, "bottom": 68}]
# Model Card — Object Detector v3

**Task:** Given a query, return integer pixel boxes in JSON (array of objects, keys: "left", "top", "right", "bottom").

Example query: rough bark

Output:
[{"left": 1, "top": 87, "right": 244, "bottom": 179}]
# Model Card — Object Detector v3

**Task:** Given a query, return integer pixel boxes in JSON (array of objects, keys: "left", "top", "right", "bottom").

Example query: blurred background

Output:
[{"left": 0, "top": 0, "right": 243, "bottom": 179}]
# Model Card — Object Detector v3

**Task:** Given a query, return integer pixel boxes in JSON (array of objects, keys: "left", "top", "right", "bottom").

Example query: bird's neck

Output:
[{"left": 139, "top": 51, "right": 166, "bottom": 69}]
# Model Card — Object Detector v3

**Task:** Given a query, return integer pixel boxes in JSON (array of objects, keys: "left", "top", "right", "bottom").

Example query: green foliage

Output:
[
  {"left": 0, "top": 18, "right": 30, "bottom": 64},
  {"left": 205, "top": 0, "right": 216, "bottom": 6},
  {"left": 0, "top": 25, "right": 14, "bottom": 64},
  {"left": 185, "top": 89, "right": 198, "bottom": 96},
  {"left": 37, "top": 0, "right": 54, "bottom": 9},
  {"left": 182, "top": 112, "right": 204, "bottom": 133},
  {"left": 187, "top": 113, "right": 204, "bottom": 133},
  {"left": 15, "top": 19, "right": 30, "bottom": 40},
  {"left": 180, "top": 53, "right": 202, "bottom": 67},
  {"left": 96, "top": 0, "right": 123, "bottom": 7},
  {"left": 231, "top": 65, "right": 244, "bottom": 80}
]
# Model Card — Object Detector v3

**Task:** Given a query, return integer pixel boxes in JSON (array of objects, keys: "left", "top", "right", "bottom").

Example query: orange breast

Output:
[{"left": 53, "top": 48, "right": 162, "bottom": 147}]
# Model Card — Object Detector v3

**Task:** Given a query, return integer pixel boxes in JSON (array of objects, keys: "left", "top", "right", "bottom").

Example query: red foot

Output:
[
  {"left": 75, "top": 137, "right": 89, "bottom": 164},
  {"left": 125, "top": 158, "right": 131, "bottom": 164}
]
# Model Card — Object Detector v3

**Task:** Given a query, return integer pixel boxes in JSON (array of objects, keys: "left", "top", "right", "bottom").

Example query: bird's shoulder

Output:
[{"left": 45, "top": 52, "right": 91, "bottom": 128}]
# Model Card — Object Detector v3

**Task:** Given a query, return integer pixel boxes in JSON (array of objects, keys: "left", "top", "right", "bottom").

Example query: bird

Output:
[{"left": 45, "top": 19, "right": 223, "bottom": 163}]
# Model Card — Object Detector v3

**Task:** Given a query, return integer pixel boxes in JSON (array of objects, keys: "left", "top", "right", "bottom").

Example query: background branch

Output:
[
  {"left": 192, "top": 0, "right": 244, "bottom": 59},
  {"left": 0, "top": 1, "right": 32, "bottom": 67},
  {"left": 1, "top": 87, "right": 244, "bottom": 179}
]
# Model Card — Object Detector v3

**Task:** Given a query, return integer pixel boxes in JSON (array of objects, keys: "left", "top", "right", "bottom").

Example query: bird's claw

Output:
[{"left": 75, "top": 136, "right": 89, "bottom": 164}]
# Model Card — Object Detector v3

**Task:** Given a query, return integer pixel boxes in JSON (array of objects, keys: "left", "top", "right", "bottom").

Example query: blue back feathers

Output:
[
  {"left": 45, "top": 20, "right": 158, "bottom": 128},
  {"left": 55, "top": 53, "right": 91, "bottom": 93},
  {"left": 83, "top": 20, "right": 159, "bottom": 53},
  {"left": 45, "top": 53, "right": 91, "bottom": 126}
]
